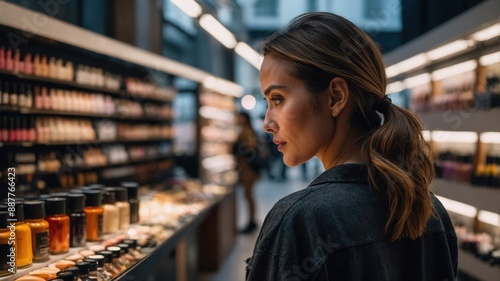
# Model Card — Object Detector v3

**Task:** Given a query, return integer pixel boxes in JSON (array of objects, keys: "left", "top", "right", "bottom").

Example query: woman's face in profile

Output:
[{"left": 260, "top": 55, "right": 335, "bottom": 166}]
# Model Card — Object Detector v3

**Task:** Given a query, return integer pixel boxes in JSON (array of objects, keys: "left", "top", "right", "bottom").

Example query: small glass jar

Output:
[
  {"left": 122, "top": 181, "right": 140, "bottom": 224},
  {"left": 82, "top": 190, "right": 103, "bottom": 242},
  {"left": 0, "top": 211, "right": 15, "bottom": 277},
  {"left": 45, "top": 197, "right": 70, "bottom": 254},
  {"left": 87, "top": 254, "right": 110, "bottom": 281},
  {"left": 24, "top": 200, "right": 50, "bottom": 262},
  {"left": 98, "top": 250, "right": 121, "bottom": 277},
  {"left": 67, "top": 193, "right": 87, "bottom": 247},
  {"left": 101, "top": 191, "right": 119, "bottom": 234},
  {"left": 105, "top": 188, "right": 130, "bottom": 230},
  {"left": 13, "top": 202, "right": 33, "bottom": 268}
]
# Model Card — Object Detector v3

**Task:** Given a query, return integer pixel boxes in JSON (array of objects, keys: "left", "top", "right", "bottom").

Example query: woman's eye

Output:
[{"left": 271, "top": 97, "right": 282, "bottom": 106}]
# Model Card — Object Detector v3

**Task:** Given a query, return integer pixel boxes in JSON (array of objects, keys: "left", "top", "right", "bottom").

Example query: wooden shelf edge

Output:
[{"left": 432, "top": 179, "right": 500, "bottom": 214}]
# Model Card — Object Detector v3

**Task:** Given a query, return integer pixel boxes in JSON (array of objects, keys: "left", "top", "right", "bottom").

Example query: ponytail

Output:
[{"left": 362, "top": 104, "right": 435, "bottom": 241}]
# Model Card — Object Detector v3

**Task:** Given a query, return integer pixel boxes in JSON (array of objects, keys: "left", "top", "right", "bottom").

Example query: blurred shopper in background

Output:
[
  {"left": 245, "top": 12, "right": 457, "bottom": 280},
  {"left": 233, "top": 112, "right": 261, "bottom": 234}
]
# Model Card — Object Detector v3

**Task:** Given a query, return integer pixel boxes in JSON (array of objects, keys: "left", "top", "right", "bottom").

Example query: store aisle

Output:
[{"left": 200, "top": 166, "right": 315, "bottom": 281}]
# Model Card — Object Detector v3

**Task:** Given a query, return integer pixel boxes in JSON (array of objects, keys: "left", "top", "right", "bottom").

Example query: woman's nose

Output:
[{"left": 262, "top": 113, "right": 277, "bottom": 133}]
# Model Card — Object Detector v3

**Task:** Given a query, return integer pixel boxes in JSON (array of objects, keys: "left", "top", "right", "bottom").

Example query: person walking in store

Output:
[
  {"left": 245, "top": 12, "right": 457, "bottom": 280},
  {"left": 233, "top": 111, "right": 262, "bottom": 234}
]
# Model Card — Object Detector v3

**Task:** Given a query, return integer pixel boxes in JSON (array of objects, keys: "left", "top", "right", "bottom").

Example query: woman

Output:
[
  {"left": 234, "top": 111, "right": 261, "bottom": 234},
  {"left": 246, "top": 12, "right": 457, "bottom": 280}
]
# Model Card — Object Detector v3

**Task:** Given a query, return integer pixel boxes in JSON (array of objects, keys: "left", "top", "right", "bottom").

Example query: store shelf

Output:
[
  {"left": 0, "top": 105, "right": 171, "bottom": 123},
  {"left": 458, "top": 248, "right": 500, "bottom": 281},
  {"left": 432, "top": 179, "right": 500, "bottom": 214},
  {"left": 0, "top": 69, "right": 173, "bottom": 104},
  {"left": 419, "top": 108, "right": 500, "bottom": 132},
  {"left": 0, "top": 138, "right": 172, "bottom": 147}
]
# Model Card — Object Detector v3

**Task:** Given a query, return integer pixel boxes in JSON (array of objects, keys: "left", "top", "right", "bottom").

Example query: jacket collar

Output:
[{"left": 309, "top": 163, "right": 369, "bottom": 187}]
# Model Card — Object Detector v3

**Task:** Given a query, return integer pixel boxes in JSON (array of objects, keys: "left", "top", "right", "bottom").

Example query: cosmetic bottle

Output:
[
  {"left": 0, "top": 47, "right": 5, "bottom": 69},
  {"left": 23, "top": 200, "right": 50, "bottom": 262},
  {"left": 2, "top": 81, "right": 8, "bottom": 105},
  {"left": 122, "top": 182, "right": 139, "bottom": 224},
  {"left": 5, "top": 48, "right": 13, "bottom": 71},
  {"left": 0, "top": 211, "right": 15, "bottom": 277},
  {"left": 19, "top": 82, "right": 26, "bottom": 107},
  {"left": 10, "top": 81, "right": 18, "bottom": 106},
  {"left": 67, "top": 193, "right": 87, "bottom": 247},
  {"left": 87, "top": 254, "right": 110, "bottom": 281},
  {"left": 26, "top": 84, "right": 33, "bottom": 108},
  {"left": 13, "top": 202, "right": 33, "bottom": 268},
  {"left": 106, "top": 188, "right": 129, "bottom": 230},
  {"left": 45, "top": 197, "right": 70, "bottom": 254},
  {"left": 82, "top": 190, "right": 103, "bottom": 242},
  {"left": 101, "top": 191, "right": 119, "bottom": 235},
  {"left": 13, "top": 48, "right": 20, "bottom": 73},
  {"left": 24, "top": 52, "right": 33, "bottom": 75}
]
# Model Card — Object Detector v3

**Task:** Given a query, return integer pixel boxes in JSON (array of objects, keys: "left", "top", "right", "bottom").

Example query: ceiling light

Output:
[
  {"left": 477, "top": 210, "right": 500, "bottom": 227},
  {"left": 235, "top": 42, "right": 263, "bottom": 70},
  {"left": 431, "top": 131, "right": 478, "bottom": 143},
  {"left": 386, "top": 54, "right": 428, "bottom": 78},
  {"left": 403, "top": 73, "right": 431, "bottom": 89},
  {"left": 479, "top": 51, "right": 500, "bottom": 66},
  {"left": 170, "top": 0, "right": 202, "bottom": 18},
  {"left": 480, "top": 132, "right": 500, "bottom": 143},
  {"left": 471, "top": 23, "right": 500, "bottom": 41},
  {"left": 426, "top": 40, "right": 469, "bottom": 61},
  {"left": 431, "top": 60, "right": 477, "bottom": 81},
  {"left": 203, "top": 76, "right": 244, "bottom": 97},
  {"left": 199, "top": 14, "right": 237, "bottom": 49},
  {"left": 386, "top": 81, "right": 405, "bottom": 94}
]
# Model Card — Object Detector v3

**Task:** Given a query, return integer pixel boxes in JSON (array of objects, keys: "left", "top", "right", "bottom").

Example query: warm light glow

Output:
[
  {"left": 386, "top": 54, "right": 428, "bottom": 78},
  {"left": 479, "top": 51, "right": 500, "bottom": 66},
  {"left": 203, "top": 76, "right": 244, "bottom": 97},
  {"left": 422, "top": 130, "right": 431, "bottom": 142},
  {"left": 477, "top": 210, "right": 500, "bottom": 227},
  {"left": 170, "top": 0, "right": 202, "bottom": 18},
  {"left": 403, "top": 73, "right": 431, "bottom": 89},
  {"left": 241, "top": 95, "right": 256, "bottom": 110},
  {"left": 431, "top": 60, "right": 477, "bottom": 81},
  {"left": 432, "top": 131, "right": 478, "bottom": 143},
  {"left": 471, "top": 23, "right": 500, "bottom": 41},
  {"left": 235, "top": 42, "right": 263, "bottom": 69},
  {"left": 386, "top": 81, "right": 405, "bottom": 94},
  {"left": 201, "top": 154, "right": 236, "bottom": 172},
  {"left": 436, "top": 196, "right": 478, "bottom": 218},
  {"left": 426, "top": 40, "right": 470, "bottom": 61},
  {"left": 480, "top": 132, "right": 500, "bottom": 143},
  {"left": 199, "top": 14, "right": 237, "bottom": 49},
  {"left": 199, "top": 106, "right": 235, "bottom": 122}
]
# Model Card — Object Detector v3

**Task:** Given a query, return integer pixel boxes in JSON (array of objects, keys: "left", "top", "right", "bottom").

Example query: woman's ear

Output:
[{"left": 328, "top": 77, "right": 350, "bottom": 117}]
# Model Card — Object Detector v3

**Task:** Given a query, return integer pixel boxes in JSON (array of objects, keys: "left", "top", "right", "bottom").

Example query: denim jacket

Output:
[{"left": 245, "top": 164, "right": 458, "bottom": 281}]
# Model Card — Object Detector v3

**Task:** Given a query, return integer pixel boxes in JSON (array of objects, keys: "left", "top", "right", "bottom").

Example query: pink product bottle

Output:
[
  {"left": 13, "top": 49, "right": 20, "bottom": 73},
  {"left": 0, "top": 47, "right": 5, "bottom": 69},
  {"left": 24, "top": 53, "right": 33, "bottom": 75},
  {"left": 5, "top": 48, "right": 13, "bottom": 71}
]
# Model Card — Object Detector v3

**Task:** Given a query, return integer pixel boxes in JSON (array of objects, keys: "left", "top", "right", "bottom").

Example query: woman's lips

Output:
[{"left": 273, "top": 140, "right": 286, "bottom": 151}]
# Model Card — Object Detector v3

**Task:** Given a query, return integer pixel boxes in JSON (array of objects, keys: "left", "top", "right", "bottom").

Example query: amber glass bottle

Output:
[
  {"left": 82, "top": 190, "right": 103, "bottom": 241},
  {"left": 45, "top": 198, "right": 70, "bottom": 254},
  {"left": 24, "top": 200, "right": 50, "bottom": 262},
  {"left": 13, "top": 202, "right": 33, "bottom": 268},
  {"left": 0, "top": 211, "right": 15, "bottom": 277}
]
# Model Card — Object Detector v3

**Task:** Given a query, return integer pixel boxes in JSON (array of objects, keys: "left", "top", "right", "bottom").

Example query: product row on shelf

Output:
[
  {"left": 0, "top": 45, "right": 176, "bottom": 102},
  {"left": 0, "top": 179, "right": 231, "bottom": 280},
  {"left": 0, "top": 80, "right": 174, "bottom": 119}
]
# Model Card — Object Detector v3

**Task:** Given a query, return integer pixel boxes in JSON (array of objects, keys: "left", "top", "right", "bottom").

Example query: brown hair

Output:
[{"left": 261, "top": 12, "right": 435, "bottom": 241}]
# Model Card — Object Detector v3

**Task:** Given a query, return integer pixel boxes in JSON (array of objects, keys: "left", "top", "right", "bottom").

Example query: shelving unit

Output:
[{"left": 383, "top": 2, "right": 500, "bottom": 280}]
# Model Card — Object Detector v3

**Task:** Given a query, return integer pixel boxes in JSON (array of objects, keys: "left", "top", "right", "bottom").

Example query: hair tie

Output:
[{"left": 373, "top": 96, "right": 392, "bottom": 114}]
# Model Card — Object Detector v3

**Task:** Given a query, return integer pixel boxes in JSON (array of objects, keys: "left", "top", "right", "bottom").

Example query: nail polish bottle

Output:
[
  {"left": 41, "top": 55, "right": 48, "bottom": 77},
  {"left": 34, "top": 86, "right": 42, "bottom": 108},
  {"left": 15, "top": 116, "right": 21, "bottom": 142},
  {"left": 26, "top": 84, "right": 33, "bottom": 108},
  {"left": 33, "top": 54, "right": 41, "bottom": 76},
  {"left": 66, "top": 61, "right": 74, "bottom": 81},
  {"left": 29, "top": 116, "right": 36, "bottom": 142},
  {"left": 0, "top": 116, "right": 7, "bottom": 142},
  {"left": 24, "top": 52, "right": 33, "bottom": 75},
  {"left": 8, "top": 116, "right": 15, "bottom": 142},
  {"left": 0, "top": 47, "right": 5, "bottom": 69},
  {"left": 2, "top": 81, "right": 9, "bottom": 105},
  {"left": 5, "top": 48, "right": 13, "bottom": 71},
  {"left": 9, "top": 82, "right": 17, "bottom": 106},
  {"left": 67, "top": 194, "right": 87, "bottom": 248},
  {"left": 57, "top": 59, "right": 64, "bottom": 80},
  {"left": 13, "top": 49, "right": 20, "bottom": 73},
  {"left": 82, "top": 190, "right": 103, "bottom": 242},
  {"left": 42, "top": 87, "right": 50, "bottom": 109},
  {"left": 19, "top": 82, "right": 26, "bottom": 107}
]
